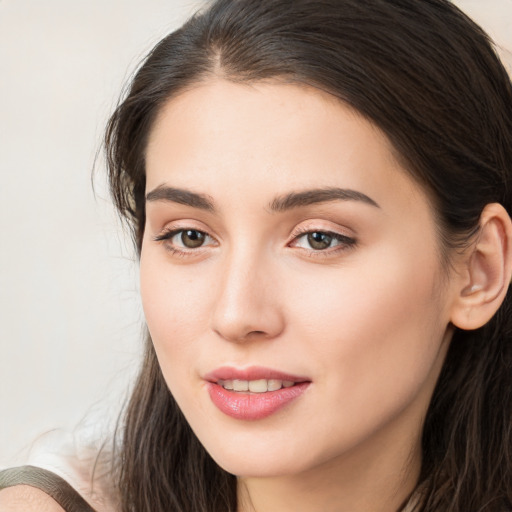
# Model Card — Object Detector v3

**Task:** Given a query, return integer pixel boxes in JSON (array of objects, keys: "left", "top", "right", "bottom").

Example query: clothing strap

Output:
[{"left": 0, "top": 465, "right": 96, "bottom": 512}]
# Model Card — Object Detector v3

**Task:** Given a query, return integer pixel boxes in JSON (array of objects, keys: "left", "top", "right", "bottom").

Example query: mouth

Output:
[{"left": 204, "top": 366, "right": 311, "bottom": 420}]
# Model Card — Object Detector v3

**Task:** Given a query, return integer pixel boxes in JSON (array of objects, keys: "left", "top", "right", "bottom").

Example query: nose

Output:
[{"left": 210, "top": 249, "right": 285, "bottom": 343}]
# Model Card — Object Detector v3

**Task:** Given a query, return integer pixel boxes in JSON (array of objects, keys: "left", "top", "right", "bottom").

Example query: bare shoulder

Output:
[{"left": 0, "top": 485, "right": 66, "bottom": 511}]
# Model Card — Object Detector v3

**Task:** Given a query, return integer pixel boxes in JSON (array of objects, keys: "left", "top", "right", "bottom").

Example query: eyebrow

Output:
[
  {"left": 145, "top": 185, "right": 379, "bottom": 212},
  {"left": 145, "top": 186, "right": 215, "bottom": 211},
  {"left": 269, "top": 187, "right": 380, "bottom": 211}
]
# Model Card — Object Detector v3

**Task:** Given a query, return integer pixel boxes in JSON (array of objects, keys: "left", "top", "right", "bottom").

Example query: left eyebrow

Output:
[{"left": 269, "top": 187, "right": 380, "bottom": 211}]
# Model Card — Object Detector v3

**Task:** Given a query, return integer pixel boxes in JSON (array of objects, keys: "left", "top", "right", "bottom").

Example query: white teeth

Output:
[
  {"left": 218, "top": 379, "right": 296, "bottom": 393},
  {"left": 233, "top": 379, "right": 249, "bottom": 392},
  {"left": 249, "top": 379, "right": 268, "bottom": 392},
  {"left": 267, "top": 379, "right": 282, "bottom": 391}
]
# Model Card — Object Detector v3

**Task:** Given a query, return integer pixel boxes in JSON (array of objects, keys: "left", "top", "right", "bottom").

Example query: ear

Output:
[{"left": 450, "top": 203, "right": 512, "bottom": 330}]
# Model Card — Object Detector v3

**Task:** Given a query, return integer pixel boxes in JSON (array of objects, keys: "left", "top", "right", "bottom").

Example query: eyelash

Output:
[
  {"left": 289, "top": 226, "right": 356, "bottom": 257},
  {"left": 152, "top": 226, "right": 356, "bottom": 258}
]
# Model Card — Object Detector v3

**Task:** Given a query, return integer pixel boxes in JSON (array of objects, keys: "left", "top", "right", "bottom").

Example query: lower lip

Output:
[{"left": 206, "top": 382, "right": 310, "bottom": 420}]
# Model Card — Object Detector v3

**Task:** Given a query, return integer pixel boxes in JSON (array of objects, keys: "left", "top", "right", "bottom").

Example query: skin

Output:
[
  {"left": 0, "top": 486, "right": 65, "bottom": 512},
  {"left": 140, "top": 78, "right": 462, "bottom": 512}
]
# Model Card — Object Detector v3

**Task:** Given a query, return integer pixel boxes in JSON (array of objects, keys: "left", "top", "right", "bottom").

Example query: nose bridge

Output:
[{"left": 211, "top": 241, "right": 283, "bottom": 342}]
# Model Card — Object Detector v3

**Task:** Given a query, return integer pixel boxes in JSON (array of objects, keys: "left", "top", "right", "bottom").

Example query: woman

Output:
[{"left": 1, "top": 0, "right": 512, "bottom": 510}]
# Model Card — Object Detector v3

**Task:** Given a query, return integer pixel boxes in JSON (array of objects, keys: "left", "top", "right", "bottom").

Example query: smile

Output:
[{"left": 204, "top": 367, "right": 311, "bottom": 420}]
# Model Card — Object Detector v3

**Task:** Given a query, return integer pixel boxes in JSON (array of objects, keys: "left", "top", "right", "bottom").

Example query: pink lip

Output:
[
  {"left": 204, "top": 366, "right": 311, "bottom": 421},
  {"left": 204, "top": 366, "right": 309, "bottom": 383}
]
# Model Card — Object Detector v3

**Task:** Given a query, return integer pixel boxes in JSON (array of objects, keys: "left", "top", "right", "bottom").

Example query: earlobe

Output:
[{"left": 450, "top": 203, "right": 512, "bottom": 331}]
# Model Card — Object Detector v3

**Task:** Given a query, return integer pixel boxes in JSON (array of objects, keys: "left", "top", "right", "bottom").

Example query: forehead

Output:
[{"left": 145, "top": 78, "right": 428, "bottom": 216}]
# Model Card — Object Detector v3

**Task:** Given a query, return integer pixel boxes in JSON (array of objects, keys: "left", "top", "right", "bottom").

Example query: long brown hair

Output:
[{"left": 104, "top": 1, "right": 512, "bottom": 510}]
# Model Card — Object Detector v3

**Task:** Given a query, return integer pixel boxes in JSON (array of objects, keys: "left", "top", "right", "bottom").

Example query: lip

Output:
[
  {"left": 203, "top": 366, "right": 309, "bottom": 383},
  {"left": 204, "top": 366, "right": 311, "bottom": 421}
]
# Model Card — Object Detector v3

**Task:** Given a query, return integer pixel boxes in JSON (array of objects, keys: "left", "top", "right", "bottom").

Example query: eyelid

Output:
[
  {"left": 289, "top": 220, "right": 356, "bottom": 240},
  {"left": 152, "top": 218, "right": 217, "bottom": 239}
]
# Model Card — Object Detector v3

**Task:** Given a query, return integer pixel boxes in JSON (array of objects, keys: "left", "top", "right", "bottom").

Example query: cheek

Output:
[
  {"left": 139, "top": 252, "right": 214, "bottom": 419},
  {"left": 288, "top": 244, "right": 448, "bottom": 419},
  {"left": 139, "top": 249, "right": 211, "bottom": 367}
]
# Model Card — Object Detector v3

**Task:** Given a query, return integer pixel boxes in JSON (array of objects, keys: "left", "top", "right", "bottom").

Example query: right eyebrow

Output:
[{"left": 145, "top": 185, "right": 215, "bottom": 212}]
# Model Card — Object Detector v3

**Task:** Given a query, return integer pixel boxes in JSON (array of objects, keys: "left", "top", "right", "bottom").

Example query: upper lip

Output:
[{"left": 203, "top": 366, "right": 310, "bottom": 383}]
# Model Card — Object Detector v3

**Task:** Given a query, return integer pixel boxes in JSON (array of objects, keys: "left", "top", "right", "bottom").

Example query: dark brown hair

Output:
[{"left": 104, "top": 1, "right": 512, "bottom": 510}]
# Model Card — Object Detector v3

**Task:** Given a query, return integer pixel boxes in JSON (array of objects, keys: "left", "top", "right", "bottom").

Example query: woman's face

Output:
[{"left": 141, "top": 79, "right": 458, "bottom": 478}]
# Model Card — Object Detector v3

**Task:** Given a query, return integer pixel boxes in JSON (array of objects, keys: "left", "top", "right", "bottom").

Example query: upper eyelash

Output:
[
  {"left": 152, "top": 227, "right": 214, "bottom": 242},
  {"left": 152, "top": 228, "right": 185, "bottom": 242}
]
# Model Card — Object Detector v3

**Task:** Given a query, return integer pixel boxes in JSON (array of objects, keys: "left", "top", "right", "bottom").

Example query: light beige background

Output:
[{"left": 0, "top": 0, "right": 511, "bottom": 466}]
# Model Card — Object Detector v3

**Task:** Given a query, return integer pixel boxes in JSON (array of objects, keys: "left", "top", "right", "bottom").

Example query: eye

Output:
[
  {"left": 303, "top": 232, "right": 334, "bottom": 250},
  {"left": 291, "top": 230, "right": 356, "bottom": 252},
  {"left": 176, "top": 229, "right": 207, "bottom": 248},
  {"left": 153, "top": 228, "right": 215, "bottom": 251}
]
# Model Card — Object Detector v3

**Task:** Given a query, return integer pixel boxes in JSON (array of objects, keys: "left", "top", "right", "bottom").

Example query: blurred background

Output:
[
  {"left": 0, "top": 0, "right": 203, "bottom": 466},
  {"left": 0, "top": 0, "right": 511, "bottom": 466}
]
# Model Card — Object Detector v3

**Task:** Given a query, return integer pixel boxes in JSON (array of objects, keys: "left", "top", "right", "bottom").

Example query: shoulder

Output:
[
  {"left": 0, "top": 484, "right": 66, "bottom": 511},
  {"left": 0, "top": 466, "right": 96, "bottom": 512},
  {"left": 0, "top": 414, "right": 121, "bottom": 512}
]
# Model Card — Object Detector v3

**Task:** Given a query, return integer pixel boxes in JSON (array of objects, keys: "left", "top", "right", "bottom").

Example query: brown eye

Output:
[
  {"left": 291, "top": 229, "right": 356, "bottom": 253},
  {"left": 153, "top": 227, "right": 215, "bottom": 253},
  {"left": 181, "top": 230, "right": 206, "bottom": 248},
  {"left": 307, "top": 232, "right": 333, "bottom": 250}
]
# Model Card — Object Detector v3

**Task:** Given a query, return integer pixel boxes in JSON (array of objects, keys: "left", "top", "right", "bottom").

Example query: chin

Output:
[
  {"left": 212, "top": 455, "right": 300, "bottom": 479},
  {"left": 197, "top": 432, "right": 323, "bottom": 478}
]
